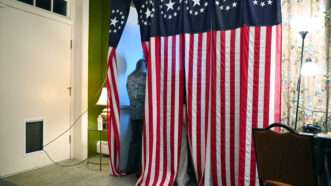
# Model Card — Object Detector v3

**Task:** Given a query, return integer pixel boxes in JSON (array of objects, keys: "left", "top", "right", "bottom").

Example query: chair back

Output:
[{"left": 253, "top": 123, "right": 317, "bottom": 186}]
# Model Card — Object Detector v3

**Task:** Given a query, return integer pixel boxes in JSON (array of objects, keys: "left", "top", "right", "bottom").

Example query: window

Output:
[
  {"left": 17, "top": 0, "right": 33, "bottom": 5},
  {"left": 16, "top": 0, "right": 69, "bottom": 17},
  {"left": 26, "top": 120, "right": 43, "bottom": 153},
  {"left": 53, "top": 0, "right": 67, "bottom": 16},
  {"left": 36, "top": 0, "right": 51, "bottom": 11}
]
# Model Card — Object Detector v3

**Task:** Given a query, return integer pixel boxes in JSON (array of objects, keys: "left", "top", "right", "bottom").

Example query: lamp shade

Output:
[
  {"left": 290, "top": 16, "right": 321, "bottom": 33},
  {"left": 96, "top": 87, "right": 107, "bottom": 106},
  {"left": 301, "top": 58, "right": 323, "bottom": 77}
]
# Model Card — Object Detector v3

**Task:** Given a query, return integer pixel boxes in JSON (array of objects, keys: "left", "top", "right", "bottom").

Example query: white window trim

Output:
[{"left": 0, "top": 0, "right": 72, "bottom": 25}]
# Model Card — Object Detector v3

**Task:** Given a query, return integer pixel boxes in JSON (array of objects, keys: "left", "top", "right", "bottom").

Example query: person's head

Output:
[{"left": 136, "top": 59, "right": 146, "bottom": 72}]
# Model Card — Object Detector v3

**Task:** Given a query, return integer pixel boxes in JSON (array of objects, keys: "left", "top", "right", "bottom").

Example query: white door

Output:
[{"left": 0, "top": 2, "right": 72, "bottom": 175}]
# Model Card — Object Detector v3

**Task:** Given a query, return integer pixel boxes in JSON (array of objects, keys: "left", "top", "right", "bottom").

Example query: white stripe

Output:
[
  {"left": 258, "top": 27, "right": 267, "bottom": 128},
  {"left": 107, "top": 47, "right": 113, "bottom": 59},
  {"left": 110, "top": 63, "right": 120, "bottom": 129},
  {"left": 234, "top": 28, "right": 241, "bottom": 186},
  {"left": 191, "top": 33, "right": 199, "bottom": 177},
  {"left": 173, "top": 34, "right": 180, "bottom": 178},
  {"left": 216, "top": 31, "right": 222, "bottom": 186},
  {"left": 244, "top": 27, "right": 255, "bottom": 186},
  {"left": 137, "top": 42, "right": 150, "bottom": 185},
  {"left": 185, "top": 34, "right": 190, "bottom": 96},
  {"left": 155, "top": 37, "right": 166, "bottom": 186},
  {"left": 200, "top": 32, "right": 207, "bottom": 172},
  {"left": 141, "top": 70, "right": 148, "bottom": 181},
  {"left": 225, "top": 30, "right": 231, "bottom": 186},
  {"left": 138, "top": 46, "right": 148, "bottom": 185},
  {"left": 255, "top": 27, "right": 267, "bottom": 185},
  {"left": 204, "top": 32, "right": 212, "bottom": 186},
  {"left": 111, "top": 61, "right": 121, "bottom": 169},
  {"left": 107, "top": 58, "right": 118, "bottom": 174},
  {"left": 269, "top": 26, "right": 277, "bottom": 124},
  {"left": 112, "top": 56, "right": 119, "bottom": 91},
  {"left": 164, "top": 37, "right": 174, "bottom": 185},
  {"left": 151, "top": 37, "right": 158, "bottom": 184},
  {"left": 183, "top": 33, "right": 191, "bottom": 183},
  {"left": 107, "top": 69, "right": 120, "bottom": 141},
  {"left": 204, "top": 87, "right": 212, "bottom": 186},
  {"left": 110, "top": 117, "right": 116, "bottom": 172}
]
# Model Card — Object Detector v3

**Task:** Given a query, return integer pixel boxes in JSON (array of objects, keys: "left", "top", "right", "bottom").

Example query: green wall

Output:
[{"left": 88, "top": 0, "right": 110, "bottom": 157}]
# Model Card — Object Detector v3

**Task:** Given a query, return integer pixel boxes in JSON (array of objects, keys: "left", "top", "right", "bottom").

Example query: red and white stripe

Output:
[
  {"left": 107, "top": 25, "right": 281, "bottom": 185},
  {"left": 184, "top": 32, "right": 212, "bottom": 185},
  {"left": 136, "top": 35, "right": 185, "bottom": 186},
  {"left": 207, "top": 25, "right": 282, "bottom": 186},
  {"left": 238, "top": 25, "right": 282, "bottom": 186},
  {"left": 209, "top": 28, "right": 241, "bottom": 186},
  {"left": 106, "top": 47, "right": 122, "bottom": 176}
]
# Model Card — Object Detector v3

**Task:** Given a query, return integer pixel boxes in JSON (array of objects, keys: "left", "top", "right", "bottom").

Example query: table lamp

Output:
[
  {"left": 97, "top": 87, "right": 107, "bottom": 106},
  {"left": 96, "top": 87, "right": 107, "bottom": 131}
]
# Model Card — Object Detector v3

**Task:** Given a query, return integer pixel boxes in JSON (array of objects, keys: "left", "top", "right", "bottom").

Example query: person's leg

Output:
[
  {"left": 127, "top": 120, "right": 139, "bottom": 173},
  {"left": 136, "top": 119, "right": 143, "bottom": 177}
]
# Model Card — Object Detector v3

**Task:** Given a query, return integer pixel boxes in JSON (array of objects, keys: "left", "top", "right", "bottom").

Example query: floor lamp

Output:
[{"left": 294, "top": 31, "right": 308, "bottom": 130}]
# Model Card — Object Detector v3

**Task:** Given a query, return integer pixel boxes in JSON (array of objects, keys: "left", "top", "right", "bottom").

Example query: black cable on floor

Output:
[{"left": 42, "top": 149, "right": 88, "bottom": 167}]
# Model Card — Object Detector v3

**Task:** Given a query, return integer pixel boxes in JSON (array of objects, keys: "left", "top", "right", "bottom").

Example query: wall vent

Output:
[{"left": 26, "top": 120, "right": 43, "bottom": 153}]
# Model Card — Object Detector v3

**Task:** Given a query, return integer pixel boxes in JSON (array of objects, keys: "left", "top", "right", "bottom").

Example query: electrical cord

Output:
[
  {"left": 42, "top": 109, "right": 89, "bottom": 167},
  {"left": 43, "top": 149, "right": 88, "bottom": 167},
  {"left": 41, "top": 79, "right": 108, "bottom": 167},
  {"left": 43, "top": 110, "right": 88, "bottom": 148}
]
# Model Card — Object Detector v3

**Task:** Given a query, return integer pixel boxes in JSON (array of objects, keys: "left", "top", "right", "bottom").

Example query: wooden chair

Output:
[{"left": 253, "top": 123, "right": 318, "bottom": 186}]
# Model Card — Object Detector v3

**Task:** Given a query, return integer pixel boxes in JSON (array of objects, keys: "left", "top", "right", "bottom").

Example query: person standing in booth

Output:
[{"left": 126, "top": 59, "right": 146, "bottom": 176}]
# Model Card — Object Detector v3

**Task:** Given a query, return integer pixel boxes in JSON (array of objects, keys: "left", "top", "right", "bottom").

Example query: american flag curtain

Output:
[{"left": 107, "top": 0, "right": 282, "bottom": 185}]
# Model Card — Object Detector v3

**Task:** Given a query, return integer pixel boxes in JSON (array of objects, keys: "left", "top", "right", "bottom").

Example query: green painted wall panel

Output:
[{"left": 88, "top": 0, "right": 110, "bottom": 157}]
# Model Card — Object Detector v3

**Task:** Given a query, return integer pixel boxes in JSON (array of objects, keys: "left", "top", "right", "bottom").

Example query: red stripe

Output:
[
  {"left": 160, "top": 36, "right": 169, "bottom": 186},
  {"left": 263, "top": 27, "right": 272, "bottom": 128},
  {"left": 142, "top": 42, "right": 149, "bottom": 67},
  {"left": 187, "top": 34, "right": 194, "bottom": 151},
  {"left": 107, "top": 49, "right": 122, "bottom": 176},
  {"left": 202, "top": 31, "right": 211, "bottom": 185},
  {"left": 108, "top": 58, "right": 121, "bottom": 165},
  {"left": 250, "top": 26, "right": 261, "bottom": 186},
  {"left": 144, "top": 39, "right": 154, "bottom": 186},
  {"left": 274, "top": 25, "right": 282, "bottom": 122},
  {"left": 220, "top": 31, "right": 226, "bottom": 186},
  {"left": 141, "top": 114, "right": 147, "bottom": 180},
  {"left": 143, "top": 42, "right": 148, "bottom": 179},
  {"left": 106, "top": 76, "right": 116, "bottom": 175},
  {"left": 196, "top": 33, "right": 203, "bottom": 181},
  {"left": 109, "top": 52, "right": 120, "bottom": 115},
  {"left": 169, "top": 35, "right": 177, "bottom": 185},
  {"left": 229, "top": 29, "right": 236, "bottom": 186},
  {"left": 239, "top": 26, "right": 249, "bottom": 186},
  {"left": 153, "top": 37, "right": 162, "bottom": 185},
  {"left": 109, "top": 85, "right": 120, "bottom": 174},
  {"left": 178, "top": 33, "right": 185, "bottom": 174},
  {"left": 211, "top": 31, "right": 218, "bottom": 186},
  {"left": 137, "top": 43, "right": 148, "bottom": 185}
]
